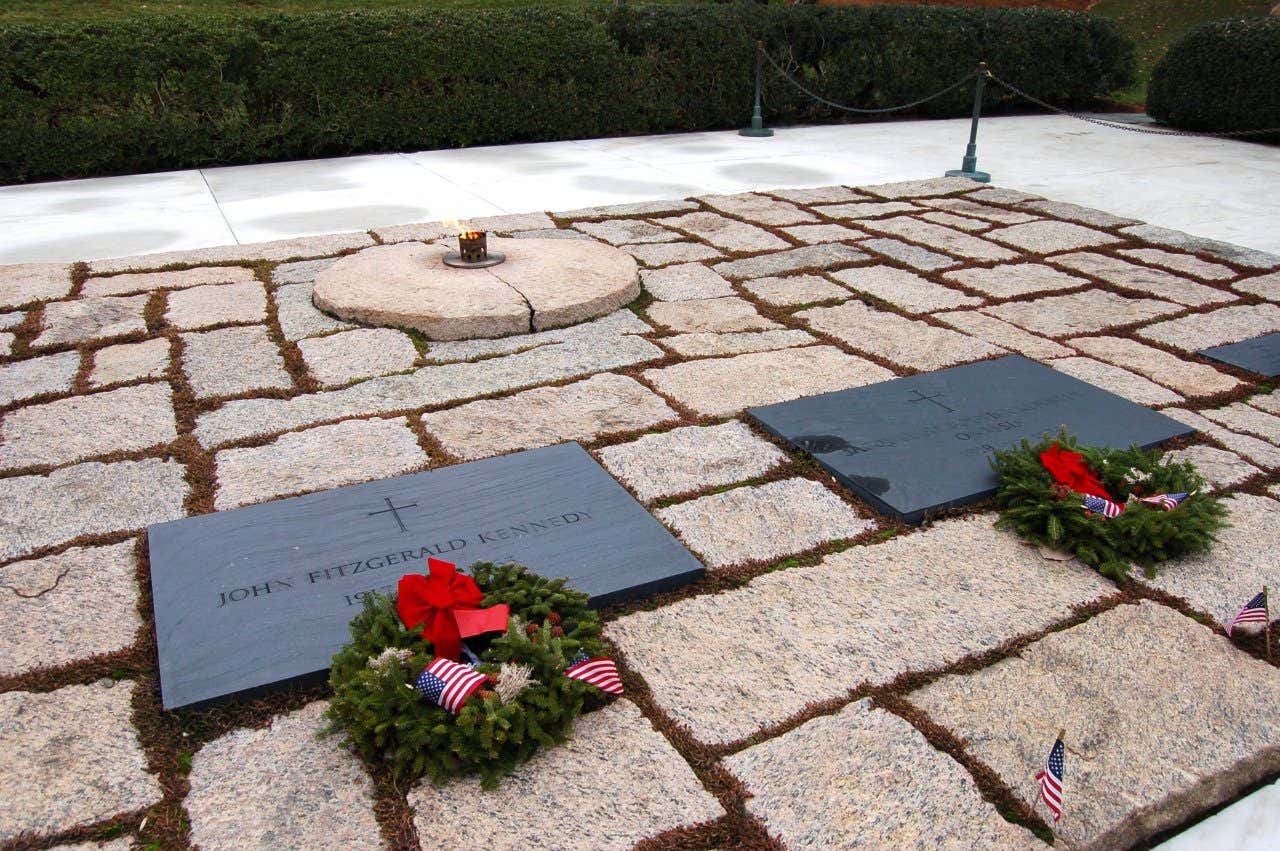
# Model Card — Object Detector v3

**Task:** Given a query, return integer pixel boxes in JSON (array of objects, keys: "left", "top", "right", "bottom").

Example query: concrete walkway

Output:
[{"left": 2, "top": 113, "right": 1277, "bottom": 264}]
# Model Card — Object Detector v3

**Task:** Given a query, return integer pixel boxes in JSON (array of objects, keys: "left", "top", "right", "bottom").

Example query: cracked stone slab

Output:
[
  {"left": 0, "top": 541, "right": 140, "bottom": 677},
  {"left": 164, "top": 281, "right": 269, "bottom": 330},
  {"left": 798, "top": 301, "right": 1003, "bottom": 370},
  {"left": 1068, "top": 336, "right": 1241, "bottom": 398},
  {"left": 725, "top": 699, "right": 1042, "bottom": 850},
  {"left": 712, "top": 244, "right": 868, "bottom": 280},
  {"left": 642, "top": 345, "right": 893, "bottom": 417},
  {"left": 1163, "top": 408, "right": 1280, "bottom": 469},
  {"left": 860, "top": 237, "right": 962, "bottom": 271},
  {"left": 1123, "top": 224, "right": 1280, "bottom": 270},
  {"left": 297, "top": 327, "right": 419, "bottom": 387},
  {"left": 0, "top": 682, "right": 161, "bottom": 843},
  {"left": 560, "top": 199, "right": 699, "bottom": 219},
  {"left": 698, "top": 192, "right": 818, "bottom": 226},
  {"left": 860, "top": 216, "right": 1019, "bottom": 261},
  {"left": 84, "top": 265, "right": 257, "bottom": 297},
  {"left": 605, "top": 515, "right": 1114, "bottom": 745},
  {"left": 1118, "top": 248, "right": 1235, "bottom": 281},
  {"left": 984, "top": 290, "right": 1182, "bottom": 337},
  {"left": 1164, "top": 444, "right": 1262, "bottom": 489},
  {"left": 194, "top": 333, "right": 663, "bottom": 447},
  {"left": 1137, "top": 303, "right": 1280, "bottom": 351},
  {"left": 0, "top": 383, "right": 177, "bottom": 471},
  {"left": 858, "top": 177, "right": 980, "bottom": 199},
  {"left": 741, "top": 274, "right": 850, "bottom": 306},
  {"left": 934, "top": 310, "right": 1073, "bottom": 359},
  {"left": 596, "top": 420, "right": 788, "bottom": 502},
  {"left": 1141, "top": 495, "right": 1280, "bottom": 630},
  {"left": 943, "top": 262, "right": 1088, "bottom": 299},
  {"left": 908, "top": 601, "right": 1280, "bottom": 850},
  {"left": 656, "top": 477, "right": 873, "bottom": 568},
  {"left": 831, "top": 265, "right": 979, "bottom": 313},
  {"left": 640, "top": 263, "right": 733, "bottom": 301},
  {"left": 782, "top": 222, "right": 866, "bottom": 244},
  {"left": 1198, "top": 401, "right": 1280, "bottom": 444},
  {"left": 1050, "top": 252, "right": 1231, "bottom": 307},
  {"left": 422, "top": 373, "right": 677, "bottom": 461},
  {"left": 1049, "top": 357, "right": 1183, "bottom": 406},
  {"left": 624, "top": 241, "right": 722, "bottom": 268},
  {"left": 34, "top": 295, "right": 149, "bottom": 348},
  {"left": 664, "top": 211, "right": 789, "bottom": 253},
  {"left": 0, "top": 350, "right": 80, "bottom": 406},
  {"left": 88, "top": 338, "right": 171, "bottom": 388},
  {"left": 421, "top": 310, "right": 649, "bottom": 363},
  {"left": 985, "top": 220, "right": 1120, "bottom": 254},
  {"left": 214, "top": 417, "right": 428, "bottom": 510},
  {"left": 814, "top": 201, "right": 918, "bottom": 220},
  {"left": 1017, "top": 198, "right": 1138, "bottom": 228},
  {"left": 409, "top": 700, "right": 723, "bottom": 851},
  {"left": 1233, "top": 271, "right": 1280, "bottom": 300},
  {"left": 0, "top": 263, "right": 73, "bottom": 308},
  {"left": 918, "top": 196, "right": 1039, "bottom": 225},
  {"left": 646, "top": 296, "right": 780, "bottom": 332},
  {"left": 181, "top": 325, "right": 292, "bottom": 399},
  {"left": 89, "top": 232, "right": 375, "bottom": 274},
  {"left": 768, "top": 186, "right": 865, "bottom": 204},
  {"left": 573, "top": 219, "right": 679, "bottom": 245},
  {"left": 274, "top": 281, "right": 357, "bottom": 341},
  {"left": 658, "top": 329, "right": 815, "bottom": 357},
  {"left": 187, "top": 701, "right": 381, "bottom": 851}
]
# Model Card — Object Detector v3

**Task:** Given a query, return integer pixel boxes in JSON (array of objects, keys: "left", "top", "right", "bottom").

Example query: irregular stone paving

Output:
[
  {"left": 88, "top": 338, "right": 171, "bottom": 388},
  {"left": 639, "top": 262, "right": 733, "bottom": 300},
  {"left": 409, "top": 701, "right": 723, "bottom": 850},
  {"left": 861, "top": 236, "right": 961, "bottom": 271},
  {"left": 782, "top": 222, "right": 865, "bottom": 243},
  {"left": 624, "top": 241, "right": 721, "bottom": 268},
  {"left": 919, "top": 209, "right": 992, "bottom": 231},
  {"left": 830, "top": 265, "right": 980, "bottom": 313},
  {"left": 1138, "top": 302, "right": 1280, "bottom": 351},
  {"left": 607, "top": 515, "right": 1114, "bottom": 744},
  {"left": 813, "top": 200, "right": 917, "bottom": 220},
  {"left": 658, "top": 328, "right": 814, "bottom": 357},
  {"left": 0, "top": 262, "right": 72, "bottom": 308},
  {"left": 725, "top": 699, "right": 1042, "bottom": 849},
  {"left": 1233, "top": 270, "right": 1280, "bottom": 300},
  {"left": 181, "top": 325, "right": 292, "bottom": 399},
  {"left": 984, "top": 289, "right": 1182, "bottom": 337},
  {"left": 0, "top": 682, "right": 161, "bottom": 842},
  {"left": 917, "top": 196, "right": 1040, "bottom": 225},
  {"left": 297, "top": 327, "right": 418, "bottom": 386},
  {"left": 1199, "top": 401, "right": 1280, "bottom": 444},
  {"left": 1164, "top": 408, "right": 1280, "bottom": 469},
  {"left": 1066, "top": 335, "right": 1241, "bottom": 397},
  {"left": 164, "top": 280, "right": 268, "bottom": 329},
  {"left": 664, "top": 211, "right": 788, "bottom": 253},
  {"left": 1117, "top": 248, "right": 1235, "bottom": 281},
  {"left": 860, "top": 216, "right": 1019, "bottom": 261},
  {"left": 1048, "top": 357, "right": 1183, "bottom": 406},
  {"left": 1050, "top": 251, "right": 1232, "bottom": 307},
  {"left": 741, "top": 273, "right": 850, "bottom": 306},
  {"left": 698, "top": 192, "right": 817, "bottom": 226},
  {"left": 1017, "top": 198, "right": 1137, "bottom": 228},
  {"left": 0, "top": 350, "right": 80, "bottom": 406},
  {"left": 187, "top": 701, "right": 382, "bottom": 851},
  {"left": 934, "top": 310, "right": 1073, "bottom": 359},
  {"left": 1122, "top": 223, "right": 1280, "bottom": 269},
  {"left": 274, "top": 281, "right": 357, "bottom": 340},
  {"left": 646, "top": 296, "right": 780, "bottom": 333},
  {"left": 798, "top": 301, "right": 1004, "bottom": 371},
  {"left": 35, "top": 295, "right": 148, "bottom": 348},
  {"left": 943, "top": 262, "right": 1088, "bottom": 299},
  {"left": 908, "top": 602, "right": 1280, "bottom": 850},
  {"left": 1163, "top": 444, "right": 1262, "bottom": 489},
  {"left": 83, "top": 265, "right": 257, "bottom": 297},
  {"left": 712, "top": 243, "right": 868, "bottom": 280},
  {"left": 573, "top": 218, "right": 678, "bottom": 245},
  {"left": 985, "top": 220, "right": 1119, "bottom": 253}
]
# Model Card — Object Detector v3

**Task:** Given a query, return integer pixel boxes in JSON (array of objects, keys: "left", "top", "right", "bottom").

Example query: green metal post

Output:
[
  {"left": 945, "top": 62, "right": 991, "bottom": 183},
  {"left": 739, "top": 41, "right": 774, "bottom": 138}
]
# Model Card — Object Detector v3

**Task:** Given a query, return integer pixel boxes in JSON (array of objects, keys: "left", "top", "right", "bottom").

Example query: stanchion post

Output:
[
  {"left": 945, "top": 61, "right": 991, "bottom": 183},
  {"left": 740, "top": 41, "right": 774, "bottom": 138}
]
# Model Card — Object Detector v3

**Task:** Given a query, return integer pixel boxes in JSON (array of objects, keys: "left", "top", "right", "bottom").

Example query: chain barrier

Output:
[{"left": 759, "top": 47, "right": 979, "bottom": 115}]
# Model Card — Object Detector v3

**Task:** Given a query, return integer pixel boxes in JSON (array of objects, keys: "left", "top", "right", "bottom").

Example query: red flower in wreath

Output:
[{"left": 1039, "top": 444, "right": 1111, "bottom": 499}]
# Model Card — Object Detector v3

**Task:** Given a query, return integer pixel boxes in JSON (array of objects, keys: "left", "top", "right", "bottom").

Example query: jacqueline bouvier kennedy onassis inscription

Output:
[{"left": 148, "top": 442, "right": 704, "bottom": 710}]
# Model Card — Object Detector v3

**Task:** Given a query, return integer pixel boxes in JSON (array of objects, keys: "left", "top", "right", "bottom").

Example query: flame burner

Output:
[{"left": 443, "top": 231, "right": 506, "bottom": 269}]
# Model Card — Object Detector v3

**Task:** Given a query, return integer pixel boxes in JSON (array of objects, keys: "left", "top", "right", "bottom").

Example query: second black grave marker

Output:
[
  {"left": 747, "top": 355, "right": 1195, "bottom": 523},
  {"left": 1200, "top": 332, "right": 1280, "bottom": 378},
  {"left": 148, "top": 442, "right": 704, "bottom": 710}
]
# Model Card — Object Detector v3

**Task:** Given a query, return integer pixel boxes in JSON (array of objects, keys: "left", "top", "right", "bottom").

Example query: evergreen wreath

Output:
[
  {"left": 991, "top": 430, "right": 1228, "bottom": 580},
  {"left": 324, "top": 561, "right": 618, "bottom": 788}
]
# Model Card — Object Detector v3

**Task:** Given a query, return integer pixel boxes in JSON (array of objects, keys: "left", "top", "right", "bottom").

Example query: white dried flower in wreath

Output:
[
  {"left": 495, "top": 662, "right": 537, "bottom": 704},
  {"left": 367, "top": 647, "right": 414, "bottom": 672}
]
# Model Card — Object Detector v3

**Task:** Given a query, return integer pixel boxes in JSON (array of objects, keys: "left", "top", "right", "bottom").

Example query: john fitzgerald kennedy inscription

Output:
[{"left": 148, "top": 442, "right": 704, "bottom": 709}]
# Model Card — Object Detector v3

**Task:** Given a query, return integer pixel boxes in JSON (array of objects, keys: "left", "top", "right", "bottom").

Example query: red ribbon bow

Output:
[
  {"left": 396, "top": 558, "right": 509, "bottom": 661},
  {"left": 1039, "top": 444, "right": 1111, "bottom": 499}
]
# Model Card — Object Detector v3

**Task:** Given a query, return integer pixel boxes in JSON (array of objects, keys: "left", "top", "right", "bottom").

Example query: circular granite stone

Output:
[{"left": 312, "top": 238, "right": 639, "bottom": 341}]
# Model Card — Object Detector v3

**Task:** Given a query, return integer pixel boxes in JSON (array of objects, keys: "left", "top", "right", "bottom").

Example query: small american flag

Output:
[
  {"left": 1227, "top": 591, "right": 1269, "bottom": 636},
  {"left": 1035, "top": 736, "right": 1065, "bottom": 822},
  {"left": 414, "top": 657, "right": 487, "bottom": 713},
  {"left": 565, "top": 651, "right": 623, "bottom": 695},
  {"left": 1138, "top": 492, "right": 1189, "bottom": 511},
  {"left": 1083, "top": 494, "right": 1123, "bottom": 518}
]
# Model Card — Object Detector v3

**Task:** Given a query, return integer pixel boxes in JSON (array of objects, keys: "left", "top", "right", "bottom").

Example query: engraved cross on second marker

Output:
[
  {"left": 367, "top": 497, "right": 418, "bottom": 533},
  {"left": 906, "top": 389, "right": 955, "bottom": 413}
]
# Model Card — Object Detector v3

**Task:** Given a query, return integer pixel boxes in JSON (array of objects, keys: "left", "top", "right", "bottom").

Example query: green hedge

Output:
[
  {"left": 1148, "top": 17, "right": 1280, "bottom": 136},
  {"left": 0, "top": 4, "right": 1135, "bottom": 184}
]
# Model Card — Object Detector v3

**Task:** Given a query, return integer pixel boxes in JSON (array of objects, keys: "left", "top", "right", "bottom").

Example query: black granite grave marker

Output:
[
  {"left": 747, "top": 355, "right": 1195, "bottom": 523},
  {"left": 1200, "top": 333, "right": 1280, "bottom": 378},
  {"left": 148, "top": 442, "right": 704, "bottom": 710}
]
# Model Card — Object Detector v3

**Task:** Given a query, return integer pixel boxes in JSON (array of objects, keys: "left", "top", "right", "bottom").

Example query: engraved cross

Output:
[
  {"left": 906, "top": 389, "right": 954, "bottom": 413},
  {"left": 367, "top": 497, "right": 418, "bottom": 533}
]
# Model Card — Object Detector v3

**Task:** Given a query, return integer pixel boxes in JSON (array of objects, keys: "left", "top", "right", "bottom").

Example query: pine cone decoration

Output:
[
  {"left": 551, "top": 625, "right": 565, "bottom": 637},
  {"left": 547, "top": 612, "right": 562, "bottom": 625},
  {"left": 526, "top": 622, "right": 540, "bottom": 636}
]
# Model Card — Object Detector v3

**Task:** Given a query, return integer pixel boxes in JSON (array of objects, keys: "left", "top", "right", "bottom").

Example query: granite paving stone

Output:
[
  {"left": 421, "top": 373, "right": 677, "bottom": 461},
  {"left": 968, "top": 186, "right": 1042, "bottom": 205},
  {"left": 421, "top": 311, "right": 649, "bottom": 363},
  {"left": 366, "top": 222, "right": 449, "bottom": 245},
  {"left": 560, "top": 199, "right": 699, "bottom": 219},
  {"left": 641, "top": 345, "right": 892, "bottom": 417},
  {"left": 943, "top": 262, "right": 1088, "bottom": 299},
  {"left": 1137, "top": 303, "right": 1280, "bottom": 351},
  {"left": 274, "top": 281, "right": 357, "bottom": 341},
  {"left": 164, "top": 281, "right": 269, "bottom": 329},
  {"left": 918, "top": 197, "right": 1039, "bottom": 224},
  {"left": 510, "top": 228, "right": 593, "bottom": 241},
  {"left": 918, "top": 210, "right": 991, "bottom": 232},
  {"left": 859, "top": 216, "right": 1019, "bottom": 261},
  {"left": 830, "top": 265, "right": 980, "bottom": 313},
  {"left": 0, "top": 263, "right": 73, "bottom": 308},
  {"left": 0, "top": 383, "right": 177, "bottom": 471},
  {"left": 1067, "top": 336, "right": 1241, "bottom": 397},
  {"left": 89, "top": 232, "right": 375, "bottom": 274},
  {"left": 51, "top": 839, "right": 132, "bottom": 851},
  {"left": 271, "top": 257, "right": 339, "bottom": 286},
  {"left": 181, "top": 325, "right": 292, "bottom": 399},
  {"left": 573, "top": 219, "right": 679, "bottom": 246},
  {"left": 1122, "top": 224, "right": 1280, "bottom": 270},
  {"left": 605, "top": 515, "right": 1114, "bottom": 744},
  {"left": 657, "top": 329, "right": 815, "bottom": 357},
  {"left": 297, "top": 327, "right": 419, "bottom": 386},
  {"left": 656, "top": 477, "right": 873, "bottom": 568},
  {"left": 814, "top": 201, "right": 918, "bottom": 220},
  {"left": 741, "top": 274, "right": 850, "bottom": 306},
  {"left": 1164, "top": 408, "right": 1280, "bottom": 469},
  {"left": 0, "top": 311, "right": 22, "bottom": 330},
  {"left": 712, "top": 244, "right": 868, "bottom": 280},
  {"left": 214, "top": 417, "right": 428, "bottom": 509},
  {"left": 1118, "top": 248, "right": 1236, "bottom": 281},
  {"left": 1232, "top": 271, "right": 1280, "bottom": 300},
  {"left": 985, "top": 220, "right": 1120, "bottom": 254},
  {"left": 1050, "top": 252, "right": 1231, "bottom": 307},
  {"left": 725, "top": 699, "right": 1042, "bottom": 850},
  {"left": 984, "top": 290, "right": 1181, "bottom": 337},
  {"left": 595, "top": 420, "right": 787, "bottom": 502},
  {"left": 768, "top": 186, "right": 864, "bottom": 204},
  {"left": 88, "top": 338, "right": 171, "bottom": 388},
  {"left": 1164, "top": 444, "right": 1262, "bottom": 489},
  {"left": 0, "top": 350, "right": 79, "bottom": 406},
  {"left": 187, "top": 701, "right": 381, "bottom": 851},
  {"left": 409, "top": 701, "right": 723, "bottom": 851},
  {"left": 1248, "top": 390, "right": 1280, "bottom": 415},
  {"left": 798, "top": 301, "right": 1003, "bottom": 370},
  {"left": 646, "top": 296, "right": 780, "bottom": 332},
  {"left": 860, "top": 237, "right": 962, "bottom": 271},
  {"left": 34, "top": 295, "right": 148, "bottom": 348},
  {"left": 859, "top": 176, "right": 980, "bottom": 199},
  {"left": 1198, "top": 401, "right": 1280, "bottom": 445},
  {"left": 781, "top": 223, "right": 865, "bottom": 244},
  {"left": 933, "top": 310, "right": 1074, "bottom": 359},
  {"left": 0, "top": 682, "right": 161, "bottom": 843},
  {"left": 0, "top": 332, "right": 12, "bottom": 355},
  {"left": 698, "top": 192, "right": 818, "bottom": 226},
  {"left": 83, "top": 266, "right": 257, "bottom": 297},
  {"left": 908, "top": 602, "right": 1280, "bottom": 850},
  {"left": 1017, "top": 198, "right": 1138, "bottom": 228},
  {"left": 640, "top": 263, "right": 734, "bottom": 301},
  {"left": 1049, "top": 356, "right": 1183, "bottom": 406},
  {"left": 472, "top": 211, "right": 556, "bottom": 234},
  {"left": 624, "top": 241, "right": 722, "bottom": 268},
  {"left": 663, "top": 211, "right": 789, "bottom": 253},
  {"left": 0, "top": 541, "right": 140, "bottom": 676}
]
